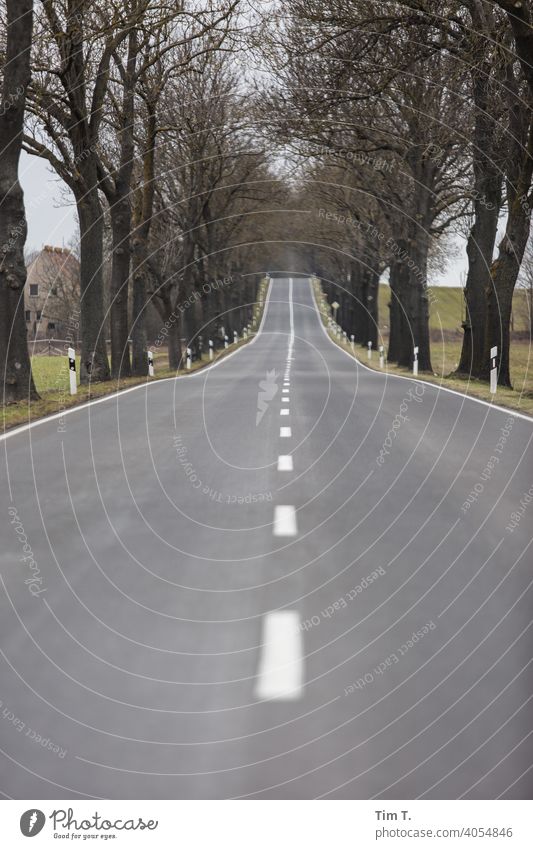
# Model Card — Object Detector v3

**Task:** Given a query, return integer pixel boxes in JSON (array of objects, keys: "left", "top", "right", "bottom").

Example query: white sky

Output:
[{"left": 20, "top": 152, "right": 77, "bottom": 254}]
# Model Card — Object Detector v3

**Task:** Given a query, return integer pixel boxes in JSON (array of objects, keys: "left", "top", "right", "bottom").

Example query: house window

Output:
[
  {"left": 25, "top": 310, "right": 31, "bottom": 322},
  {"left": 47, "top": 322, "right": 55, "bottom": 331},
  {"left": 29, "top": 283, "right": 38, "bottom": 296},
  {"left": 36, "top": 310, "right": 42, "bottom": 320}
]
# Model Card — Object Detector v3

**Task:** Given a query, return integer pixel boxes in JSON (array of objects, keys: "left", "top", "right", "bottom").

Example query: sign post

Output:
[
  {"left": 490, "top": 346, "right": 498, "bottom": 394},
  {"left": 68, "top": 347, "right": 77, "bottom": 395}
]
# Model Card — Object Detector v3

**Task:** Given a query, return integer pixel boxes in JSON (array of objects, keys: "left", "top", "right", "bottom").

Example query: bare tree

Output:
[{"left": 0, "top": 0, "right": 38, "bottom": 403}]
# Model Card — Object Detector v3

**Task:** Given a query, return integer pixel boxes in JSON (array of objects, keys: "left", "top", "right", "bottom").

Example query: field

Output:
[{"left": 377, "top": 285, "right": 531, "bottom": 338}]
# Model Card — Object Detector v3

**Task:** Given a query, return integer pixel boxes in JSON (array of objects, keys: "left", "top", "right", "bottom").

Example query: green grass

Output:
[{"left": 315, "top": 279, "right": 533, "bottom": 417}]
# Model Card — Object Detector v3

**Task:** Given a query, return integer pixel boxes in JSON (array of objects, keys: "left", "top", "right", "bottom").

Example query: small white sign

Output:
[{"left": 68, "top": 347, "right": 77, "bottom": 395}]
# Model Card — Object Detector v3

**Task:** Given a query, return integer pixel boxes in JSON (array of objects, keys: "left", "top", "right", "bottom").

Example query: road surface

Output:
[{"left": 1, "top": 277, "right": 532, "bottom": 799}]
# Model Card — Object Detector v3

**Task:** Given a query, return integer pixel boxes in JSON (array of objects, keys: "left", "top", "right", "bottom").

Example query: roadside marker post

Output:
[
  {"left": 209, "top": 339, "right": 213, "bottom": 361},
  {"left": 224, "top": 335, "right": 228, "bottom": 349},
  {"left": 68, "top": 347, "right": 77, "bottom": 395},
  {"left": 367, "top": 341, "right": 372, "bottom": 360},
  {"left": 186, "top": 347, "right": 192, "bottom": 370},
  {"left": 234, "top": 330, "right": 238, "bottom": 345},
  {"left": 490, "top": 346, "right": 498, "bottom": 394},
  {"left": 379, "top": 345, "right": 384, "bottom": 368},
  {"left": 413, "top": 346, "right": 419, "bottom": 376},
  {"left": 148, "top": 350, "right": 154, "bottom": 377},
  {"left": 350, "top": 334, "right": 355, "bottom": 351}
]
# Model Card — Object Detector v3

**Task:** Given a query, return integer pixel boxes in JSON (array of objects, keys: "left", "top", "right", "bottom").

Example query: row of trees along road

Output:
[
  {"left": 0, "top": 0, "right": 283, "bottom": 402},
  {"left": 1, "top": 1, "right": 532, "bottom": 402},
  {"left": 262, "top": 0, "right": 533, "bottom": 385}
]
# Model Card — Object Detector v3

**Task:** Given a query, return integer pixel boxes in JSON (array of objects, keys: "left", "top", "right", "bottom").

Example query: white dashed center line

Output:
[
  {"left": 273, "top": 504, "right": 298, "bottom": 536},
  {"left": 254, "top": 611, "right": 303, "bottom": 701},
  {"left": 280, "top": 426, "right": 291, "bottom": 437},
  {"left": 277, "top": 455, "right": 293, "bottom": 471},
  {"left": 280, "top": 408, "right": 289, "bottom": 416}
]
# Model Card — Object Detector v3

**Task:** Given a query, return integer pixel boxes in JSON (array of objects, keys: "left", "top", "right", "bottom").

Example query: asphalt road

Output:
[{"left": 1, "top": 276, "right": 532, "bottom": 799}]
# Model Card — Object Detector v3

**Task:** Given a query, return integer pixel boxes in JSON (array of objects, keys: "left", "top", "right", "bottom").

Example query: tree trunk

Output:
[
  {"left": 457, "top": 69, "right": 503, "bottom": 377},
  {"left": 0, "top": 0, "right": 38, "bottom": 403},
  {"left": 75, "top": 181, "right": 111, "bottom": 384},
  {"left": 107, "top": 24, "right": 138, "bottom": 380},
  {"left": 362, "top": 261, "right": 379, "bottom": 348},
  {"left": 131, "top": 235, "right": 148, "bottom": 376},
  {"left": 387, "top": 256, "right": 404, "bottom": 363},
  {"left": 109, "top": 200, "right": 132, "bottom": 378},
  {"left": 482, "top": 198, "right": 532, "bottom": 386},
  {"left": 168, "top": 315, "right": 182, "bottom": 370},
  {"left": 395, "top": 229, "right": 432, "bottom": 371},
  {"left": 131, "top": 102, "right": 156, "bottom": 377}
]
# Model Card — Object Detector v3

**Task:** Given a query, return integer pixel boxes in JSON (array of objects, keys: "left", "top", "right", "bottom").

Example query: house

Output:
[{"left": 25, "top": 246, "right": 80, "bottom": 340}]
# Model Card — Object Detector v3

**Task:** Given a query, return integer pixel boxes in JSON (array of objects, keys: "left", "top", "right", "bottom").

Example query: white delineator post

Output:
[
  {"left": 224, "top": 335, "right": 228, "bottom": 349},
  {"left": 148, "top": 350, "right": 154, "bottom": 377},
  {"left": 367, "top": 341, "right": 372, "bottom": 360},
  {"left": 186, "top": 347, "right": 192, "bottom": 370},
  {"left": 68, "top": 347, "right": 77, "bottom": 395},
  {"left": 209, "top": 339, "right": 214, "bottom": 361},
  {"left": 490, "top": 346, "right": 498, "bottom": 394},
  {"left": 379, "top": 345, "right": 384, "bottom": 368},
  {"left": 350, "top": 334, "right": 355, "bottom": 352},
  {"left": 234, "top": 330, "right": 238, "bottom": 345},
  {"left": 413, "top": 345, "right": 419, "bottom": 376}
]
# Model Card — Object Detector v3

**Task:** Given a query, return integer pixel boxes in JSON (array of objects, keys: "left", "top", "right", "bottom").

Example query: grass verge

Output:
[
  {"left": 313, "top": 278, "right": 533, "bottom": 418},
  {"left": 2, "top": 279, "right": 269, "bottom": 433}
]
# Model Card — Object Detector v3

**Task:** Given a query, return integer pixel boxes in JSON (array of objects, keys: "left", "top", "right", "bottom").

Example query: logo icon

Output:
[
  {"left": 20, "top": 810, "right": 46, "bottom": 837},
  {"left": 256, "top": 369, "right": 278, "bottom": 425}
]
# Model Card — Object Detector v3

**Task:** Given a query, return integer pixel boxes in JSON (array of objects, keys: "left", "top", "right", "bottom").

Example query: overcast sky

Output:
[{"left": 20, "top": 152, "right": 471, "bottom": 286}]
